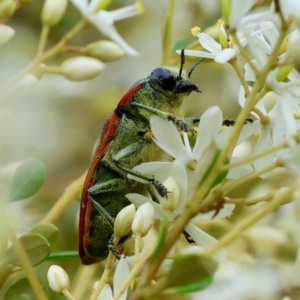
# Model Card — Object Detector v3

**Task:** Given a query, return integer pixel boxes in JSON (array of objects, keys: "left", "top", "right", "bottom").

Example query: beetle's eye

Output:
[{"left": 150, "top": 68, "right": 176, "bottom": 90}]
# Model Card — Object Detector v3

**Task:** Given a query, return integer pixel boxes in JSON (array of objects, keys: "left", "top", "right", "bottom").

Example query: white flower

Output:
[
  {"left": 183, "top": 22, "right": 248, "bottom": 64},
  {"left": 277, "top": 0, "right": 300, "bottom": 23},
  {"left": 126, "top": 162, "right": 235, "bottom": 263},
  {"left": 277, "top": 145, "right": 300, "bottom": 177},
  {"left": 228, "top": 0, "right": 275, "bottom": 29},
  {"left": 184, "top": 32, "right": 238, "bottom": 64},
  {"left": 69, "top": 0, "right": 141, "bottom": 56},
  {"left": 239, "top": 86, "right": 298, "bottom": 178},
  {"left": 95, "top": 256, "right": 130, "bottom": 300}
]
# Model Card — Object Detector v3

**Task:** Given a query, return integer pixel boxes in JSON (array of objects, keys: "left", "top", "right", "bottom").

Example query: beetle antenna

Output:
[
  {"left": 188, "top": 57, "right": 204, "bottom": 78},
  {"left": 178, "top": 49, "right": 185, "bottom": 79}
]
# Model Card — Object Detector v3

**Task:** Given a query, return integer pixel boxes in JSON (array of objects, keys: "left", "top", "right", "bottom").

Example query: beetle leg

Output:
[
  {"left": 88, "top": 195, "right": 116, "bottom": 229},
  {"left": 184, "top": 117, "right": 200, "bottom": 127},
  {"left": 113, "top": 141, "right": 169, "bottom": 197},
  {"left": 108, "top": 234, "right": 121, "bottom": 260},
  {"left": 88, "top": 177, "right": 129, "bottom": 195},
  {"left": 130, "top": 102, "right": 196, "bottom": 134}
]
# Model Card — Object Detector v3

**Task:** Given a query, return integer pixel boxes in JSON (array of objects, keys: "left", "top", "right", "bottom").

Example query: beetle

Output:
[{"left": 79, "top": 51, "right": 201, "bottom": 265}]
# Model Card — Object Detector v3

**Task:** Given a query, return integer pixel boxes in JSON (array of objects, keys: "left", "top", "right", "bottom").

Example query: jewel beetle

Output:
[{"left": 79, "top": 51, "right": 201, "bottom": 265}]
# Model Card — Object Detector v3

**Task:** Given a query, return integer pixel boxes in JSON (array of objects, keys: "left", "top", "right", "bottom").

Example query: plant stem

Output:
[
  {"left": 223, "top": 162, "right": 277, "bottom": 194},
  {"left": 40, "top": 172, "right": 86, "bottom": 224},
  {"left": 8, "top": 222, "right": 48, "bottom": 300},
  {"left": 222, "top": 141, "right": 286, "bottom": 171},
  {"left": 90, "top": 253, "right": 115, "bottom": 300},
  {"left": 205, "top": 188, "right": 293, "bottom": 256},
  {"left": 161, "top": 0, "right": 175, "bottom": 65}
]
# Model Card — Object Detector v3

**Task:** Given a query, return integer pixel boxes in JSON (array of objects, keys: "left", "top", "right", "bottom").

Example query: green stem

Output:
[
  {"left": 1, "top": 18, "right": 87, "bottom": 95},
  {"left": 161, "top": 0, "right": 175, "bottom": 65},
  {"left": 36, "top": 25, "right": 50, "bottom": 61},
  {"left": 205, "top": 188, "right": 293, "bottom": 256},
  {"left": 230, "top": 58, "right": 250, "bottom": 95},
  {"left": 114, "top": 250, "right": 152, "bottom": 300},
  {"left": 89, "top": 253, "right": 115, "bottom": 300},
  {"left": 8, "top": 222, "right": 48, "bottom": 300},
  {"left": 223, "top": 162, "right": 277, "bottom": 194},
  {"left": 222, "top": 141, "right": 286, "bottom": 172}
]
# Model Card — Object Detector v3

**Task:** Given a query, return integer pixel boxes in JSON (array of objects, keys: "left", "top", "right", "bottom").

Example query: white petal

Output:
[
  {"left": 214, "top": 48, "right": 237, "bottom": 64},
  {"left": 93, "top": 13, "right": 139, "bottom": 56},
  {"left": 279, "top": 146, "right": 300, "bottom": 176},
  {"left": 182, "top": 49, "right": 217, "bottom": 59},
  {"left": 113, "top": 257, "right": 130, "bottom": 300},
  {"left": 150, "top": 116, "right": 190, "bottom": 161},
  {"left": 192, "top": 204, "right": 235, "bottom": 221},
  {"left": 239, "top": 10, "right": 276, "bottom": 29},
  {"left": 216, "top": 120, "right": 260, "bottom": 148},
  {"left": 185, "top": 223, "right": 227, "bottom": 263},
  {"left": 229, "top": 0, "right": 255, "bottom": 28},
  {"left": 236, "top": 120, "right": 261, "bottom": 145},
  {"left": 259, "top": 21, "right": 279, "bottom": 48},
  {"left": 170, "top": 161, "right": 188, "bottom": 217},
  {"left": 97, "top": 284, "right": 113, "bottom": 300},
  {"left": 273, "top": 97, "right": 297, "bottom": 146},
  {"left": 227, "top": 157, "right": 253, "bottom": 179},
  {"left": 130, "top": 162, "right": 172, "bottom": 183},
  {"left": 193, "top": 106, "right": 223, "bottom": 161},
  {"left": 198, "top": 32, "right": 222, "bottom": 54},
  {"left": 253, "top": 126, "right": 274, "bottom": 178},
  {"left": 244, "top": 61, "right": 257, "bottom": 81}
]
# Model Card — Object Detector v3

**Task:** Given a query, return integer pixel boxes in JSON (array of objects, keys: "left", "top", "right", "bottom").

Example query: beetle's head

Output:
[{"left": 149, "top": 67, "right": 200, "bottom": 101}]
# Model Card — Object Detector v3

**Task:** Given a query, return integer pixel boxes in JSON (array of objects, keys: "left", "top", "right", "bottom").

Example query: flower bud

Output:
[
  {"left": 245, "top": 224, "right": 287, "bottom": 256},
  {"left": 47, "top": 265, "right": 70, "bottom": 294},
  {"left": 85, "top": 41, "right": 125, "bottom": 62},
  {"left": 276, "top": 64, "right": 294, "bottom": 82},
  {"left": 42, "top": 0, "right": 68, "bottom": 27},
  {"left": 123, "top": 236, "right": 144, "bottom": 257},
  {"left": 132, "top": 202, "right": 154, "bottom": 237},
  {"left": 0, "top": 25, "right": 14, "bottom": 46},
  {"left": 114, "top": 204, "right": 135, "bottom": 239},
  {"left": 221, "top": 0, "right": 231, "bottom": 22},
  {"left": 159, "top": 176, "right": 180, "bottom": 212},
  {"left": 60, "top": 56, "right": 105, "bottom": 81},
  {"left": 0, "top": 0, "right": 15, "bottom": 18}
]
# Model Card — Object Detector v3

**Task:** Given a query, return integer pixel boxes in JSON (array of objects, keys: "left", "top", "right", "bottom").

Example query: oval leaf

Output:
[
  {"left": 5, "top": 233, "right": 50, "bottom": 267},
  {"left": 164, "top": 254, "right": 218, "bottom": 293},
  {"left": 9, "top": 158, "right": 46, "bottom": 202},
  {"left": 3, "top": 277, "right": 48, "bottom": 300},
  {"left": 30, "top": 223, "right": 60, "bottom": 251}
]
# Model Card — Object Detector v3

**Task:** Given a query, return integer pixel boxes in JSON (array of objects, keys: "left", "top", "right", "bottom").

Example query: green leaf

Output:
[
  {"left": 172, "top": 39, "right": 192, "bottom": 55},
  {"left": 150, "top": 213, "right": 168, "bottom": 263},
  {"left": 30, "top": 224, "right": 60, "bottom": 251},
  {"left": 200, "top": 148, "right": 228, "bottom": 189},
  {"left": 164, "top": 254, "right": 218, "bottom": 294},
  {"left": 9, "top": 158, "right": 46, "bottom": 202},
  {"left": 4, "top": 278, "right": 37, "bottom": 300},
  {"left": 5, "top": 233, "right": 50, "bottom": 267},
  {"left": 47, "top": 251, "right": 79, "bottom": 260}
]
